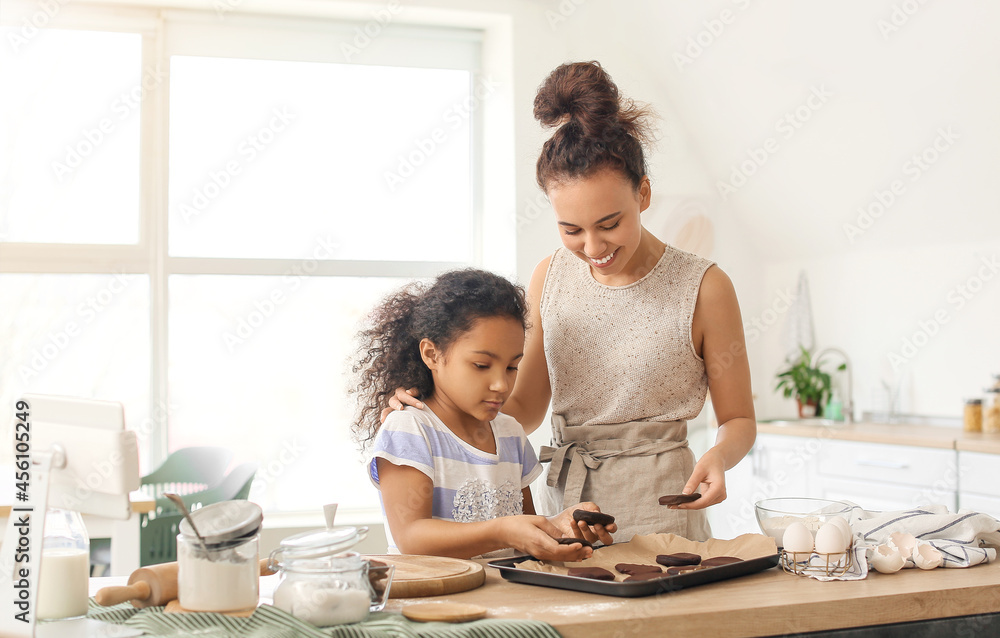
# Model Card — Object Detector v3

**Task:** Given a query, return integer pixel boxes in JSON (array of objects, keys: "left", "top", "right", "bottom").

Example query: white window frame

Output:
[{"left": 0, "top": 0, "right": 516, "bottom": 482}]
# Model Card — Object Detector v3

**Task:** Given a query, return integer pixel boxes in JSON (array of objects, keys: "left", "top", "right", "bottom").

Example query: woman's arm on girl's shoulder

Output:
[
  {"left": 679, "top": 265, "right": 756, "bottom": 510},
  {"left": 376, "top": 458, "right": 590, "bottom": 560},
  {"left": 502, "top": 256, "right": 553, "bottom": 433}
]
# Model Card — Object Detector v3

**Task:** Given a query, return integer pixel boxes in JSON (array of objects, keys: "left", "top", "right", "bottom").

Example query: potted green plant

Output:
[{"left": 774, "top": 346, "right": 838, "bottom": 418}]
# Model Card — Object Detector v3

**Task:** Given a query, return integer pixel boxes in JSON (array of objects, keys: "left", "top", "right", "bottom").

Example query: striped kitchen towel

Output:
[
  {"left": 850, "top": 503, "right": 1000, "bottom": 568},
  {"left": 789, "top": 503, "right": 999, "bottom": 581},
  {"left": 87, "top": 601, "right": 562, "bottom": 638}
]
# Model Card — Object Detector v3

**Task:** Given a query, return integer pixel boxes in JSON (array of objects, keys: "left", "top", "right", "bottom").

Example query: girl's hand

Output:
[
  {"left": 672, "top": 447, "right": 727, "bottom": 509},
  {"left": 549, "top": 502, "right": 616, "bottom": 546},
  {"left": 379, "top": 387, "right": 424, "bottom": 423},
  {"left": 500, "top": 515, "right": 593, "bottom": 562}
]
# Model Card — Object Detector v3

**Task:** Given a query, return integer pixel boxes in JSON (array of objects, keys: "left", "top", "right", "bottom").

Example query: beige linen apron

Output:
[{"left": 538, "top": 414, "right": 711, "bottom": 542}]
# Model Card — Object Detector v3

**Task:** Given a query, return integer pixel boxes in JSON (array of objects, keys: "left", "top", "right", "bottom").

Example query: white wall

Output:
[
  {"left": 548, "top": 0, "right": 1000, "bottom": 421},
  {"left": 758, "top": 241, "right": 1000, "bottom": 419}
]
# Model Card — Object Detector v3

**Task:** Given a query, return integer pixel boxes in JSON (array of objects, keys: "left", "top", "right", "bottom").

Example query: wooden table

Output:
[
  {"left": 381, "top": 558, "right": 1000, "bottom": 637},
  {"left": 1, "top": 494, "right": 155, "bottom": 577},
  {"left": 85, "top": 558, "right": 1000, "bottom": 636}
]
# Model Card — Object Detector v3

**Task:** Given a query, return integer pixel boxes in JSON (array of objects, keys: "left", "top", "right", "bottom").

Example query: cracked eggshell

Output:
[
  {"left": 913, "top": 543, "right": 944, "bottom": 570},
  {"left": 888, "top": 532, "right": 917, "bottom": 559},
  {"left": 870, "top": 544, "right": 905, "bottom": 574}
]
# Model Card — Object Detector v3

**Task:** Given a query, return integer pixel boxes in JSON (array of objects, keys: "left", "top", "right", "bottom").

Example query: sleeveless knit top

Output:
[{"left": 540, "top": 245, "right": 714, "bottom": 427}]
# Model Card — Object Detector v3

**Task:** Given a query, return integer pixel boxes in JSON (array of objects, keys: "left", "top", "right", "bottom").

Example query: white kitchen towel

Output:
[
  {"left": 791, "top": 503, "right": 999, "bottom": 582},
  {"left": 851, "top": 503, "right": 1000, "bottom": 563}
]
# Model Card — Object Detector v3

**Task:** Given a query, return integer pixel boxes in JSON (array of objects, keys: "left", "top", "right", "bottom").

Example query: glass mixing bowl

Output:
[{"left": 755, "top": 497, "right": 852, "bottom": 547}]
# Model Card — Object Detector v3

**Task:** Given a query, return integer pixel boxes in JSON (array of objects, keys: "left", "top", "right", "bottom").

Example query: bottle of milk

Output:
[{"left": 37, "top": 508, "right": 90, "bottom": 621}]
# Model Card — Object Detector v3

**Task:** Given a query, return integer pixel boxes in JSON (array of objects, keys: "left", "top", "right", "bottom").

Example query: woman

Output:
[{"left": 389, "top": 61, "right": 755, "bottom": 542}]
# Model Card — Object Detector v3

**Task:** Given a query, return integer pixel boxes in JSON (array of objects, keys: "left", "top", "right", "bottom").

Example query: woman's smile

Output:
[{"left": 588, "top": 248, "right": 619, "bottom": 268}]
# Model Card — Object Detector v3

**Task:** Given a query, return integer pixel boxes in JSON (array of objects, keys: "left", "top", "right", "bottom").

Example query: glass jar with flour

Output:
[
  {"left": 268, "top": 526, "right": 386, "bottom": 627},
  {"left": 177, "top": 500, "right": 263, "bottom": 613}
]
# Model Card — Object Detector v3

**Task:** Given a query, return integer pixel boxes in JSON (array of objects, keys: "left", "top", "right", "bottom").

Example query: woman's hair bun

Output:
[
  {"left": 533, "top": 61, "right": 621, "bottom": 137},
  {"left": 533, "top": 61, "right": 653, "bottom": 190}
]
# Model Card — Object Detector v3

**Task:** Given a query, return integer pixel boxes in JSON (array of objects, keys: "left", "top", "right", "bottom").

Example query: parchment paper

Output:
[{"left": 516, "top": 533, "right": 778, "bottom": 581}]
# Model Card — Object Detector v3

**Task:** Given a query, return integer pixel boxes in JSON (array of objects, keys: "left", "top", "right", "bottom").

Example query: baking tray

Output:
[{"left": 488, "top": 552, "right": 780, "bottom": 598}]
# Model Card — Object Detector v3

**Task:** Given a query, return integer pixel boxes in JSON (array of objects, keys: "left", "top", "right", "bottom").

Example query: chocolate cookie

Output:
[
  {"left": 658, "top": 493, "right": 702, "bottom": 505},
  {"left": 556, "top": 537, "right": 594, "bottom": 548},
  {"left": 656, "top": 552, "right": 702, "bottom": 567},
  {"left": 666, "top": 565, "right": 705, "bottom": 576},
  {"left": 572, "top": 509, "right": 616, "bottom": 526},
  {"left": 615, "top": 563, "right": 662, "bottom": 576},
  {"left": 567, "top": 567, "right": 615, "bottom": 581},
  {"left": 624, "top": 571, "right": 666, "bottom": 581},
  {"left": 701, "top": 556, "right": 743, "bottom": 567}
]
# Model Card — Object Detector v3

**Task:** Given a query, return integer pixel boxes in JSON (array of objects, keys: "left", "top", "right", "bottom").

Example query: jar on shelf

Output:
[
  {"left": 38, "top": 508, "right": 90, "bottom": 621},
  {"left": 177, "top": 500, "right": 263, "bottom": 613},
  {"left": 268, "top": 525, "right": 392, "bottom": 627},
  {"left": 964, "top": 399, "right": 983, "bottom": 433},
  {"left": 984, "top": 387, "right": 1000, "bottom": 434}
]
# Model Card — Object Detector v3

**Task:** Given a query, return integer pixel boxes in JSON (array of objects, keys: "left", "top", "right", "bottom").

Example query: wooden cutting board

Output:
[
  {"left": 164, "top": 599, "right": 256, "bottom": 617},
  {"left": 366, "top": 554, "right": 485, "bottom": 598}
]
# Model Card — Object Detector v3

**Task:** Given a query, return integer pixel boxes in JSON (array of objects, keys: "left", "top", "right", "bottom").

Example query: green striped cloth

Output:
[{"left": 87, "top": 599, "right": 562, "bottom": 638}]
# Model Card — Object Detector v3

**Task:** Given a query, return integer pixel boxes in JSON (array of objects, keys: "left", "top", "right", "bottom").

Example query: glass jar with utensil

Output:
[{"left": 176, "top": 500, "right": 263, "bottom": 612}]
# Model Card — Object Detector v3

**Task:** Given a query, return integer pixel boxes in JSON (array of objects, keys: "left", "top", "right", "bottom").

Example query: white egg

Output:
[
  {"left": 782, "top": 521, "right": 814, "bottom": 555},
  {"left": 815, "top": 521, "right": 850, "bottom": 555},
  {"left": 913, "top": 542, "right": 944, "bottom": 570},
  {"left": 828, "top": 516, "right": 851, "bottom": 542},
  {"left": 870, "top": 544, "right": 905, "bottom": 574}
]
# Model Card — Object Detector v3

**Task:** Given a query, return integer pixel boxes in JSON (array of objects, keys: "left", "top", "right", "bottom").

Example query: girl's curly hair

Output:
[{"left": 350, "top": 268, "right": 527, "bottom": 448}]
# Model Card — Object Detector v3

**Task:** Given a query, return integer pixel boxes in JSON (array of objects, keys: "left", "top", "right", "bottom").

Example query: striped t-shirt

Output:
[{"left": 369, "top": 406, "right": 542, "bottom": 552}]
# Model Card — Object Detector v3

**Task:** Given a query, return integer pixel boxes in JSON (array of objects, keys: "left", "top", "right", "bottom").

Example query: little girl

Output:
[{"left": 351, "top": 268, "right": 615, "bottom": 560}]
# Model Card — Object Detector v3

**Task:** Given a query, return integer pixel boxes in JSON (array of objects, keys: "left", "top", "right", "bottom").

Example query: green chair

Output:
[
  {"left": 139, "top": 454, "right": 259, "bottom": 567},
  {"left": 140, "top": 446, "right": 234, "bottom": 499},
  {"left": 92, "top": 447, "right": 235, "bottom": 573}
]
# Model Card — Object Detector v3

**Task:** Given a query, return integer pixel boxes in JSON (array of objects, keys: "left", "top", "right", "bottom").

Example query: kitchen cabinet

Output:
[
  {"left": 958, "top": 451, "right": 1000, "bottom": 518},
  {"left": 815, "top": 440, "right": 958, "bottom": 512},
  {"left": 713, "top": 423, "right": 994, "bottom": 538},
  {"left": 708, "top": 433, "right": 825, "bottom": 539},
  {"left": 815, "top": 477, "right": 939, "bottom": 512},
  {"left": 709, "top": 433, "right": 830, "bottom": 539},
  {"left": 751, "top": 433, "right": 820, "bottom": 497},
  {"left": 748, "top": 434, "right": 957, "bottom": 512}
]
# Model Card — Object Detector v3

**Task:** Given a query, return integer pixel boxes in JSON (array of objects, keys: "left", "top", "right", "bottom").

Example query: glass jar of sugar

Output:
[
  {"left": 268, "top": 526, "right": 380, "bottom": 627},
  {"left": 177, "top": 500, "right": 263, "bottom": 613}
]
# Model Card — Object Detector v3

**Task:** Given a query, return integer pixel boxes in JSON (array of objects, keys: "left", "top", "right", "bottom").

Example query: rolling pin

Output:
[{"left": 95, "top": 558, "right": 275, "bottom": 608}]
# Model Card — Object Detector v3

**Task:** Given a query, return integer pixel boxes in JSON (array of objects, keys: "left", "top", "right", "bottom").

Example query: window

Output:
[{"left": 0, "top": 2, "right": 503, "bottom": 517}]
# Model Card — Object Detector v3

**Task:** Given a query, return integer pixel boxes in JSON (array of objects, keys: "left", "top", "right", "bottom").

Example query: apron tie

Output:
[{"left": 540, "top": 435, "right": 689, "bottom": 510}]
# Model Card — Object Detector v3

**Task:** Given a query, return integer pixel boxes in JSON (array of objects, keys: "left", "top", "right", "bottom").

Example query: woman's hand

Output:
[
  {"left": 672, "top": 447, "right": 727, "bottom": 509},
  {"left": 548, "top": 502, "right": 617, "bottom": 546},
  {"left": 499, "top": 515, "right": 593, "bottom": 562},
  {"left": 379, "top": 387, "right": 424, "bottom": 423}
]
